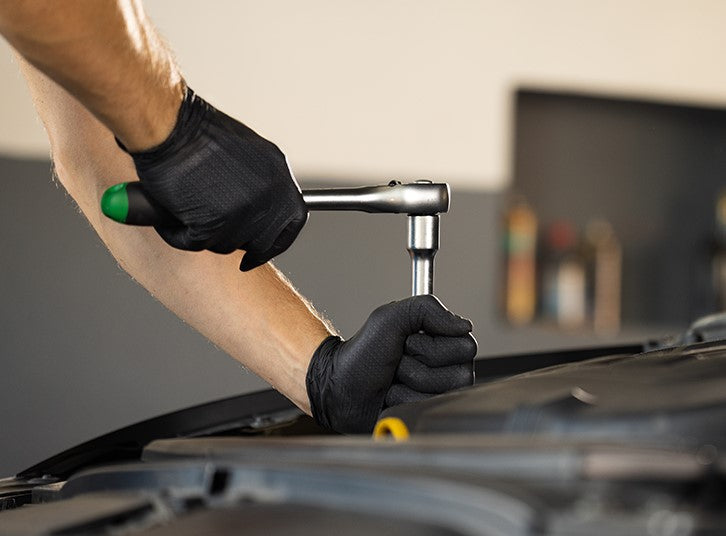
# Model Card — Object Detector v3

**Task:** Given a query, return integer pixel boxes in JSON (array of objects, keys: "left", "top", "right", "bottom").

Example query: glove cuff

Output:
[
  {"left": 305, "top": 335, "right": 343, "bottom": 430},
  {"left": 114, "top": 85, "right": 207, "bottom": 163}
]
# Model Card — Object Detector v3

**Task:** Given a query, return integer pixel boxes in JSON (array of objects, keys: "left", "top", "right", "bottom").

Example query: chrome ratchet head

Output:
[{"left": 302, "top": 180, "right": 449, "bottom": 215}]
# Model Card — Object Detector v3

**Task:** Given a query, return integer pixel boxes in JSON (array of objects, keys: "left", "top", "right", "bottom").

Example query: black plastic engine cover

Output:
[{"left": 383, "top": 341, "right": 726, "bottom": 446}]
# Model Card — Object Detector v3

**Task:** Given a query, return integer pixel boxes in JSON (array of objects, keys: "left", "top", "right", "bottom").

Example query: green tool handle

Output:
[{"left": 101, "top": 182, "right": 178, "bottom": 226}]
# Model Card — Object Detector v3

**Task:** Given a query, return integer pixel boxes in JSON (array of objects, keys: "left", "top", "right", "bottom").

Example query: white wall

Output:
[{"left": 2, "top": 0, "right": 726, "bottom": 189}]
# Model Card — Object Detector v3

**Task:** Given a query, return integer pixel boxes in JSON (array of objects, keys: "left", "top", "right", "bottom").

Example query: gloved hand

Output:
[
  {"left": 117, "top": 86, "right": 307, "bottom": 271},
  {"left": 306, "top": 295, "right": 477, "bottom": 433}
]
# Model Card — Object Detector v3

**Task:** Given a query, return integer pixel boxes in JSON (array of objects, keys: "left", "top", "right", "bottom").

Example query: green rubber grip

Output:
[
  {"left": 100, "top": 183, "right": 130, "bottom": 223},
  {"left": 101, "top": 182, "right": 178, "bottom": 226}
]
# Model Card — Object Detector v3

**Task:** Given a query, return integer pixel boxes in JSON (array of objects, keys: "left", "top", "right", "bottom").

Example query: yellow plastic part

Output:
[{"left": 372, "top": 417, "right": 410, "bottom": 441}]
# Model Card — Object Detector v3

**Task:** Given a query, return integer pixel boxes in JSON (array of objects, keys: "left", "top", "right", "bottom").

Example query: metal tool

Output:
[
  {"left": 101, "top": 180, "right": 450, "bottom": 296},
  {"left": 301, "top": 180, "right": 449, "bottom": 295}
]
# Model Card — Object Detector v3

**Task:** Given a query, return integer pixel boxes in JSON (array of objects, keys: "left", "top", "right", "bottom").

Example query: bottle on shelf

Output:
[
  {"left": 503, "top": 199, "right": 538, "bottom": 326},
  {"left": 585, "top": 219, "right": 622, "bottom": 335},
  {"left": 711, "top": 190, "right": 726, "bottom": 311},
  {"left": 541, "top": 221, "right": 587, "bottom": 330}
]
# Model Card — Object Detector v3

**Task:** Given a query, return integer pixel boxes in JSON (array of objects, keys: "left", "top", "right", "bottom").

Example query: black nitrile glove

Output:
[
  {"left": 306, "top": 295, "right": 477, "bottom": 434},
  {"left": 118, "top": 87, "right": 307, "bottom": 271}
]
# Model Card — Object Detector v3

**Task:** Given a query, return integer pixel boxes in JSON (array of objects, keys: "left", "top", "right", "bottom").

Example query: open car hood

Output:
[{"left": 2, "top": 330, "right": 726, "bottom": 535}]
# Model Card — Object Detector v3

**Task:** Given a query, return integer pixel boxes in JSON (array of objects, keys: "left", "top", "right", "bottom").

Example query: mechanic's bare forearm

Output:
[
  {"left": 17, "top": 58, "right": 333, "bottom": 413},
  {"left": 0, "top": 0, "right": 182, "bottom": 151}
]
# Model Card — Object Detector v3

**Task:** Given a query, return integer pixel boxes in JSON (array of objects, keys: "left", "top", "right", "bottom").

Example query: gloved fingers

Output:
[
  {"left": 153, "top": 224, "right": 206, "bottom": 251},
  {"left": 231, "top": 225, "right": 275, "bottom": 270},
  {"left": 127, "top": 89, "right": 308, "bottom": 264},
  {"left": 240, "top": 213, "right": 307, "bottom": 272},
  {"left": 203, "top": 210, "right": 260, "bottom": 254},
  {"left": 406, "top": 295, "right": 473, "bottom": 336},
  {"left": 395, "top": 355, "right": 473, "bottom": 393},
  {"left": 404, "top": 333, "right": 478, "bottom": 366},
  {"left": 385, "top": 383, "right": 433, "bottom": 408}
]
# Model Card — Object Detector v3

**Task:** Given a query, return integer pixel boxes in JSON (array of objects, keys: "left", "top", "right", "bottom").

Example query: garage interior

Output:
[{"left": 2, "top": 2, "right": 726, "bottom": 523}]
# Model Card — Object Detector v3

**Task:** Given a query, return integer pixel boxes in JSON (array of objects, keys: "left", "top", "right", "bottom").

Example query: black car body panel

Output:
[{"left": 3, "top": 336, "right": 726, "bottom": 535}]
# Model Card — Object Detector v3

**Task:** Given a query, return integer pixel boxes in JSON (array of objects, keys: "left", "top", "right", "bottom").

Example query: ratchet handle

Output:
[
  {"left": 101, "top": 181, "right": 439, "bottom": 296},
  {"left": 101, "top": 180, "right": 451, "bottom": 225}
]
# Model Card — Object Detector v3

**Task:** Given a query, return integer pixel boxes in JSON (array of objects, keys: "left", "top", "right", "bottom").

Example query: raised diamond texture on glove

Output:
[
  {"left": 120, "top": 87, "right": 308, "bottom": 271},
  {"left": 306, "top": 295, "right": 477, "bottom": 433}
]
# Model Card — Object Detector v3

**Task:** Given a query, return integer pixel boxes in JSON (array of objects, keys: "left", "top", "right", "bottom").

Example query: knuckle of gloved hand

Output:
[
  {"left": 467, "top": 363, "right": 475, "bottom": 384},
  {"left": 293, "top": 210, "right": 308, "bottom": 230},
  {"left": 412, "top": 294, "right": 445, "bottom": 322},
  {"left": 369, "top": 302, "right": 395, "bottom": 324},
  {"left": 294, "top": 197, "right": 308, "bottom": 220},
  {"left": 417, "top": 293, "right": 443, "bottom": 310},
  {"left": 260, "top": 139, "right": 287, "bottom": 168},
  {"left": 431, "top": 365, "right": 470, "bottom": 390},
  {"left": 284, "top": 198, "right": 307, "bottom": 228},
  {"left": 265, "top": 139, "right": 284, "bottom": 158},
  {"left": 458, "top": 362, "right": 475, "bottom": 384},
  {"left": 439, "top": 337, "right": 477, "bottom": 365},
  {"left": 456, "top": 314, "right": 474, "bottom": 331},
  {"left": 461, "top": 334, "right": 478, "bottom": 359}
]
